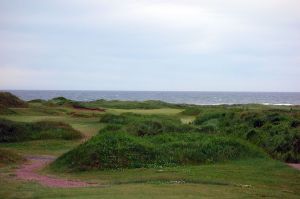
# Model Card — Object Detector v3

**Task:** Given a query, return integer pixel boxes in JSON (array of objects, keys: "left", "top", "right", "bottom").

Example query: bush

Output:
[{"left": 0, "top": 119, "right": 83, "bottom": 142}]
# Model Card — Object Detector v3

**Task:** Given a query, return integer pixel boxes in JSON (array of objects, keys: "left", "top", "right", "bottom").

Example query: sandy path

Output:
[
  {"left": 288, "top": 163, "right": 300, "bottom": 171},
  {"left": 15, "top": 155, "right": 97, "bottom": 188}
]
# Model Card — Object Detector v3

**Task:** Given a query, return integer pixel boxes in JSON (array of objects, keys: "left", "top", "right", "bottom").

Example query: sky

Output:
[{"left": 0, "top": 0, "right": 300, "bottom": 91}]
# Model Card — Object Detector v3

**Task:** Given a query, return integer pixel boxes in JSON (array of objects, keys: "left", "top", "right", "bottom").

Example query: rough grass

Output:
[
  {"left": 0, "top": 105, "right": 15, "bottom": 115},
  {"left": 99, "top": 113, "right": 196, "bottom": 136},
  {"left": 0, "top": 148, "right": 24, "bottom": 166},
  {"left": 0, "top": 101, "right": 300, "bottom": 198},
  {"left": 0, "top": 92, "right": 28, "bottom": 108},
  {"left": 51, "top": 132, "right": 266, "bottom": 171},
  {"left": 0, "top": 119, "right": 83, "bottom": 142},
  {"left": 193, "top": 108, "right": 300, "bottom": 162},
  {"left": 181, "top": 106, "right": 202, "bottom": 116},
  {"left": 86, "top": 99, "right": 181, "bottom": 109}
]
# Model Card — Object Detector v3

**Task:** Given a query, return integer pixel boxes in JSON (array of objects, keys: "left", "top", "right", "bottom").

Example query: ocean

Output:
[{"left": 3, "top": 90, "right": 300, "bottom": 105}]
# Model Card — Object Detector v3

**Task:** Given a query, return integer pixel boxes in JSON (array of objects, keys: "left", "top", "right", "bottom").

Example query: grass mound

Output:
[
  {"left": 0, "top": 149, "right": 24, "bottom": 165},
  {"left": 194, "top": 109, "right": 300, "bottom": 162},
  {"left": 0, "top": 119, "right": 83, "bottom": 142},
  {"left": 0, "top": 92, "right": 28, "bottom": 108},
  {"left": 51, "top": 132, "right": 266, "bottom": 171},
  {"left": 100, "top": 113, "right": 196, "bottom": 136}
]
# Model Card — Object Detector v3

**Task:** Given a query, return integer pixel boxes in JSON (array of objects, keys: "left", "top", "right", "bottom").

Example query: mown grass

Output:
[{"left": 1, "top": 158, "right": 299, "bottom": 199}]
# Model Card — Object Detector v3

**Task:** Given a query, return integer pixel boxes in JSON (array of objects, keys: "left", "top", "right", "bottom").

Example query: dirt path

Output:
[
  {"left": 15, "top": 155, "right": 97, "bottom": 188},
  {"left": 288, "top": 163, "right": 300, "bottom": 171}
]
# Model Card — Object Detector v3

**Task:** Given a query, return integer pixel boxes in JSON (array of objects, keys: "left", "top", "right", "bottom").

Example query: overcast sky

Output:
[{"left": 0, "top": 0, "right": 299, "bottom": 91}]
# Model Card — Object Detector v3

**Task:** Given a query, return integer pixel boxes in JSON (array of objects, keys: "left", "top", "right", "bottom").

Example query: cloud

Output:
[{"left": 0, "top": 0, "right": 299, "bottom": 91}]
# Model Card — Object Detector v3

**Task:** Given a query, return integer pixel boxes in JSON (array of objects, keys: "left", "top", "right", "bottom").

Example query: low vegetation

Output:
[
  {"left": 100, "top": 113, "right": 196, "bottom": 136},
  {"left": 51, "top": 131, "right": 266, "bottom": 171},
  {"left": 0, "top": 119, "right": 83, "bottom": 142},
  {"left": 0, "top": 105, "right": 15, "bottom": 115},
  {"left": 87, "top": 99, "right": 181, "bottom": 109},
  {"left": 0, "top": 92, "right": 299, "bottom": 198},
  {"left": 0, "top": 92, "right": 28, "bottom": 108},
  {"left": 181, "top": 106, "right": 202, "bottom": 116},
  {"left": 0, "top": 148, "right": 24, "bottom": 165},
  {"left": 193, "top": 108, "right": 300, "bottom": 162}
]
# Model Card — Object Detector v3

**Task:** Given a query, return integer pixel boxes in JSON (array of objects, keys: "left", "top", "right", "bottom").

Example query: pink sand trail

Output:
[
  {"left": 288, "top": 163, "right": 300, "bottom": 171},
  {"left": 15, "top": 156, "right": 97, "bottom": 188}
]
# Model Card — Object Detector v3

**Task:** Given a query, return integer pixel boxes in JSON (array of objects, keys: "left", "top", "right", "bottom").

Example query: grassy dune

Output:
[{"left": 0, "top": 93, "right": 299, "bottom": 198}]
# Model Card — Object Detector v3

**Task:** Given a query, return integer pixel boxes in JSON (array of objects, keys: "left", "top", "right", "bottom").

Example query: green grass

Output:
[
  {"left": 0, "top": 140, "right": 81, "bottom": 156},
  {"left": 193, "top": 108, "right": 300, "bottom": 162},
  {"left": 99, "top": 113, "right": 196, "bottom": 136},
  {"left": 107, "top": 108, "right": 183, "bottom": 115},
  {"left": 1, "top": 158, "right": 300, "bottom": 199},
  {"left": 51, "top": 132, "right": 266, "bottom": 170},
  {"left": 0, "top": 92, "right": 28, "bottom": 108},
  {"left": 0, "top": 94, "right": 300, "bottom": 198},
  {"left": 85, "top": 99, "right": 181, "bottom": 109},
  {"left": 0, "top": 119, "right": 83, "bottom": 142},
  {"left": 0, "top": 148, "right": 24, "bottom": 166}
]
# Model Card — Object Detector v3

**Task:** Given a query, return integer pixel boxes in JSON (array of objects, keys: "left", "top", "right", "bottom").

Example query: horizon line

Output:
[{"left": 1, "top": 89, "right": 300, "bottom": 93}]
